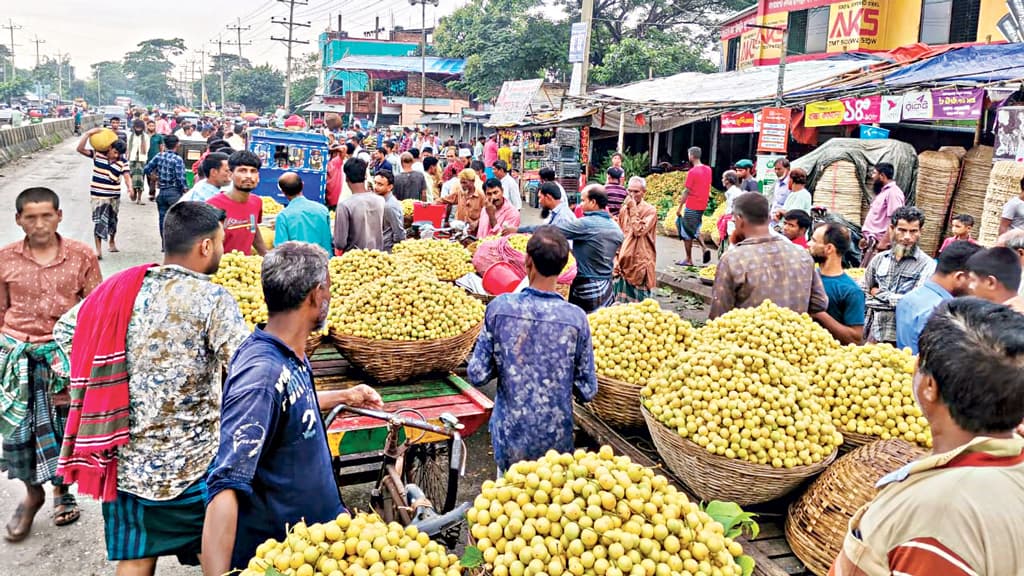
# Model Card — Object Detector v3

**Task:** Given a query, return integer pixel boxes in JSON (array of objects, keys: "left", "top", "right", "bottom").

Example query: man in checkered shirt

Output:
[{"left": 863, "top": 206, "right": 936, "bottom": 345}]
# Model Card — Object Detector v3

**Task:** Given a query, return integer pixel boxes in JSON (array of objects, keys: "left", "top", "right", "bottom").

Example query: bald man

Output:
[{"left": 273, "top": 172, "right": 333, "bottom": 254}]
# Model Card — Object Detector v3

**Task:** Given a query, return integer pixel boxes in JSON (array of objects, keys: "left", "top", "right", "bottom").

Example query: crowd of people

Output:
[{"left": 4, "top": 109, "right": 1024, "bottom": 576}]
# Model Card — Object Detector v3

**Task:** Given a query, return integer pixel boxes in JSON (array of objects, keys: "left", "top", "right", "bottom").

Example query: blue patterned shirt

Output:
[
  {"left": 144, "top": 150, "right": 187, "bottom": 193},
  {"left": 467, "top": 288, "right": 598, "bottom": 471}
]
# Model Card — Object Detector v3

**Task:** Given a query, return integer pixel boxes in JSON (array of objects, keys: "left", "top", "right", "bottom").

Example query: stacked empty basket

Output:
[
  {"left": 979, "top": 161, "right": 1024, "bottom": 245},
  {"left": 915, "top": 150, "right": 961, "bottom": 256},
  {"left": 812, "top": 161, "right": 864, "bottom": 224},
  {"left": 786, "top": 440, "right": 926, "bottom": 575},
  {"left": 948, "top": 145, "right": 993, "bottom": 241}
]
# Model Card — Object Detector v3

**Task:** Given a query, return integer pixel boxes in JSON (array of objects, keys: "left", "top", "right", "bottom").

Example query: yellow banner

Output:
[
  {"left": 804, "top": 100, "right": 846, "bottom": 127},
  {"left": 827, "top": 0, "right": 882, "bottom": 53}
]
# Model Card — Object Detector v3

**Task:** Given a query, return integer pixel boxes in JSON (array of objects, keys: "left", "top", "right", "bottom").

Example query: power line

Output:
[
  {"left": 226, "top": 17, "right": 253, "bottom": 59},
  {"left": 271, "top": 0, "right": 311, "bottom": 110},
  {"left": 29, "top": 34, "right": 45, "bottom": 68}
]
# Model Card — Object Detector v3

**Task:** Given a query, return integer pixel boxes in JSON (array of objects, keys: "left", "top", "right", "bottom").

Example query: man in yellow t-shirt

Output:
[{"left": 830, "top": 297, "right": 1024, "bottom": 576}]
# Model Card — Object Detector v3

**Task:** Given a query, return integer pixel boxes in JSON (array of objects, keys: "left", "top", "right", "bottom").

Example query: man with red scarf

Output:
[{"left": 54, "top": 202, "right": 250, "bottom": 573}]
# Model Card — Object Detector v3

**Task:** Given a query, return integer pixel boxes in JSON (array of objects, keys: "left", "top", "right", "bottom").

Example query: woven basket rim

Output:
[{"left": 329, "top": 321, "right": 484, "bottom": 346}]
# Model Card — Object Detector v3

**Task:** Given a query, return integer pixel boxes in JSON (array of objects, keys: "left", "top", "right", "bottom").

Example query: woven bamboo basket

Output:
[
  {"left": 979, "top": 161, "right": 1024, "bottom": 245},
  {"left": 590, "top": 374, "right": 645, "bottom": 429},
  {"left": 812, "top": 161, "right": 863, "bottom": 223},
  {"left": 329, "top": 322, "right": 483, "bottom": 384},
  {"left": 786, "top": 439, "right": 926, "bottom": 575},
  {"left": 938, "top": 146, "right": 967, "bottom": 160},
  {"left": 915, "top": 151, "right": 961, "bottom": 255},
  {"left": 305, "top": 332, "right": 326, "bottom": 357},
  {"left": 641, "top": 405, "right": 837, "bottom": 506},
  {"left": 468, "top": 283, "right": 569, "bottom": 303},
  {"left": 949, "top": 145, "right": 993, "bottom": 241},
  {"left": 838, "top": 430, "right": 876, "bottom": 454}
]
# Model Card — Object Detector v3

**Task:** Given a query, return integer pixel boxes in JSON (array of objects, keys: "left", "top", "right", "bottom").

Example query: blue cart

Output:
[{"left": 248, "top": 128, "right": 329, "bottom": 204}]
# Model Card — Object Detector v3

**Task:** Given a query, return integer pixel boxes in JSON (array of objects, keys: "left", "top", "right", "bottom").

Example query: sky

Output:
[{"left": 6, "top": 0, "right": 454, "bottom": 79}]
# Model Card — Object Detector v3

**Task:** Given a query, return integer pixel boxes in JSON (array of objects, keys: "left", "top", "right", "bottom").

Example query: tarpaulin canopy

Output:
[
  {"left": 329, "top": 56, "right": 465, "bottom": 77},
  {"left": 585, "top": 60, "right": 869, "bottom": 107},
  {"left": 884, "top": 43, "right": 1024, "bottom": 87}
]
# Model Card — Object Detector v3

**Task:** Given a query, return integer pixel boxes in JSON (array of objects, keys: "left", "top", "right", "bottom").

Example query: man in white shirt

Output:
[
  {"left": 493, "top": 160, "right": 522, "bottom": 210},
  {"left": 539, "top": 167, "right": 569, "bottom": 209}
]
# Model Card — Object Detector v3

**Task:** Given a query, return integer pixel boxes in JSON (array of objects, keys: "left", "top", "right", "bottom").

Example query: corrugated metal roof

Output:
[{"left": 329, "top": 56, "right": 466, "bottom": 75}]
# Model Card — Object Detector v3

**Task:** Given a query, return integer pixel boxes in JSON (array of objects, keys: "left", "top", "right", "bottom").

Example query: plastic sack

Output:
[{"left": 472, "top": 236, "right": 577, "bottom": 285}]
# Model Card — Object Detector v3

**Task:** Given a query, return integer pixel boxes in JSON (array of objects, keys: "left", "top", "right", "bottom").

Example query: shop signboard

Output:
[
  {"left": 757, "top": 107, "right": 791, "bottom": 153},
  {"left": 902, "top": 89, "right": 984, "bottom": 121},
  {"left": 859, "top": 124, "right": 889, "bottom": 139},
  {"left": 805, "top": 95, "right": 881, "bottom": 127},
  {"left": 721, "top": 111, "right": 761, "bottom": 133},
  {"left": 568, "top": 23, "right": 588, "bottom": 63},
  {"left": 881, "top": 95, "right": 903, "bottom": 123},
  {"left": 994, "top": 106, "right": 1024, "bottom": 162},
  {"left": 756, "top": 154, "right": 784, "bottom": 198},
  {"left": 826, "top": 0, "right": 882, "bottom": 52}
]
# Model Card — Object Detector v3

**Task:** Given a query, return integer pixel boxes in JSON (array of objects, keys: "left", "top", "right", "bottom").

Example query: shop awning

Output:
[
  {"left": 884, "top": 43, "right": 1024, "bottom": 86},
  {"left": 329, "top": 56, "right": 466, "bottom": 77}
]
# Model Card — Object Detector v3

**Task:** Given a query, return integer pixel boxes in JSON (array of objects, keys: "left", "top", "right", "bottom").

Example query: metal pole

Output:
[
  {"left": 775, "top": 27, "right": 788, "bottom": 107},
  {"left": 617, "top": 105, "right": 625, "bottom": 153},
  {"left": 421, "top": 0, "right": 427, "bottom": 115}
]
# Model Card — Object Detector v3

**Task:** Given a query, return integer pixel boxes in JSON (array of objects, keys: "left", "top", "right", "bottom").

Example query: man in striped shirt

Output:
[
  {"left": 831, "top": 297, "right": 1024, "bottom": 576},
  {"left": 77, "top": 128, "right": 130, "bottom": 259}
]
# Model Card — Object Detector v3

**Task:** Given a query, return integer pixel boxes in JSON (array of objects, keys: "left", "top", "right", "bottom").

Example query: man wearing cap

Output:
[
  {"left": 604, "top": 167, "right": 628, "bottom": 217},
  {"left": 735, "top": 159, "right": 759, "bottom": 194}
]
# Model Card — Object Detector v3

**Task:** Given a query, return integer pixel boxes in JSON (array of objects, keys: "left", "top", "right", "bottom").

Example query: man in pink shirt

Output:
[
  {"left": 155, "top": 113, "right": 172, "bottom": 136},
  {"left": 860, "top": 162, "right": 905, "bottom": 267},
  {"left": 479, "top": 178, "right": 521, "bottom": 237},
  {"left": 483, "top": 134, "right": 499, "bottom": 168}
]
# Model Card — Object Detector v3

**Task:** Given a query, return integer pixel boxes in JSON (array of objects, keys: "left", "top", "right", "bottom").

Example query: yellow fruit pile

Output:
[
  {"left": 845, "top": 268, "right": 866, "bottom": 282},
  {"left": 241, "top": 512, "right": 461, "bottom": 576},
  {"left": 643, "top": 344, "right": 843, "bottom": 468},
  {"left": 469, "top": 448, "right": 748, "bottom": 576},
  {"left": 392, "top": 239, "right": 474, "bottom": 281},
  {"left": 698, "top": 265, "right": 716, "bottom": 280},
  {"left": 811, "top": 344, "right": 932, "bottom": 448},
  {"left": 332, "top": 274, "right": 484, "bottom": 340},
  {"left": 401, "top": 198, "right": 416, "bottom": 218},
  {"left": 211, "top": 251, "right": 267, "bottom": 329},
  {"left": 696, "top": 300, "right": 839, "bottom": 369},
  {"left": 701, "top": 203, "right": 727, "bottom": 243},
  {"left": 329, "top": 250, "right": 403, "bottom": 299},
  {"left": 262, "top": 195, "right": 284, "bottom": 216},
  {"left": 589, "top": 299, "right": 694, "bottom": 385}
]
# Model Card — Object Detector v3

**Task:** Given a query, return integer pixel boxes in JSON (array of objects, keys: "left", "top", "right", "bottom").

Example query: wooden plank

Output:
[
  {"left": 755, "top": 522, "right": 785, "bottom": 540},
  {"left": 572, "top": 402, "right": 800, "bottom": 576},
  {"left": 770, "top": 555, "right": 808, "bottom": 575},
  {"left": 752, "top": 537, "right": 795, "bottom": 558}
]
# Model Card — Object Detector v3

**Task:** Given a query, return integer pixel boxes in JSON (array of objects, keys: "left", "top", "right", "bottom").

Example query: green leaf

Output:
[
  {"left": 737, "top": 554, "right": 756, "bottom": 576},
  {"left": 265, "top": 567, "right": 287, "bottom": 576},
  {"left": 460, "top": 545, "right": 484, "bottom": 568},
  {"left": 702, "top": 500, "right": 759, "bottom": 540}
]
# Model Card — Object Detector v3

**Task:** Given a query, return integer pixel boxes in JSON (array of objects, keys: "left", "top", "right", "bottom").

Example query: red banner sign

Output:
[
  {"left": 721, "top": 111, "right": 761, "bottom": 134},
  {"left": 758, "top": 107, "right": 791, "bottom": 153}
]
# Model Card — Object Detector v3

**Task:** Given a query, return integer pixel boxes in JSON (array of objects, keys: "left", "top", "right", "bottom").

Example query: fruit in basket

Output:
[
  {"left": 696, "top": 300, "right": 839, "bottom": 369},
  {"left": 392, "top": 239, "right": 474, "bottom": 281},
  {"left": 644, "top": 344, "right": 843, "bottom": 468},
  {"left": 468, "top": 449, "right": 750, "bottom": 576},
  {"left": 701, "top": 203, "right": 727, "bottom": 244},
  {"left": 211, "top": 250, "right": 267, "bottom": 329},
  {"left": 329, "top": 250, "right": 400, "bottom": 299},
  {"left": 401, "top": 198, "right": 416, "bottom": 218},
  {"left": 239, "top": 512, "right": 461, "bottom": 576},
  {"left": 261, "top": 195, "right": 284, "bottom": 216},
  {"left": 589, "top": 299, "right": 694, "bottom": 385},
  {"left": 698, "top": 265, "right": 716, "bottom": 280},
  {"left": 845, "top": 267, "right": 866, "bottom": 282},
  {"left": 333, "top": 273, "right": 484, "bottom": 340},
  {"left": 811, "top": 343, "right": 932, "bottom": 448}
]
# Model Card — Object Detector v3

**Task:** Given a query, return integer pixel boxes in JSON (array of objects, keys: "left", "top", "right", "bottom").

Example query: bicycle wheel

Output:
[{"left": 405, "top": 441, "right": 459, "bottom": 513}]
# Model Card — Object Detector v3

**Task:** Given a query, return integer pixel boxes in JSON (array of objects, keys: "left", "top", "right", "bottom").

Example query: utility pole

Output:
[
  {"left": 568, "top": 0, "right": 593, "bottom": 96},
  {"left": 3, "top": 19, "right": 22, "bottom": 80},
  {"left": 211, "top": 36, "right": 227, "bottom": 113},
  {"left": 746, "top": 23, "right": 788, "bottom": 107},
  {"left": 55, "top": 51, "right": 62, "bottom": 99},
  {"left": 409, "top": 0, "right": 438, "bottom": 115},
  {"left": 187, "top": 58, "right": 199, "bottom": 108},
  {"left": 196, "top": 49, "right": 208, "bottom": 110},
  {"left": 272, "top": 0, "right": 311, "bottom": 110},
  {"left": 30, "top": 34, "right": 44, "bottom": 68},
  {"left": 226, "top": 17, "right": 252, "bottom": 60}
]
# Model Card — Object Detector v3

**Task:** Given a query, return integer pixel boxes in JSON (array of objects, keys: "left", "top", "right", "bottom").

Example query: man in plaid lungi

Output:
[{"left": 0, "top": 188, "right": 101, "bottom": 541}]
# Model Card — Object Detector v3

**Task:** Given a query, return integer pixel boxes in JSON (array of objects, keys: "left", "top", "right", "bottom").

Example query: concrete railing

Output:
[{"left": 0, "top": 114, "right": 103, "bottom": 168}]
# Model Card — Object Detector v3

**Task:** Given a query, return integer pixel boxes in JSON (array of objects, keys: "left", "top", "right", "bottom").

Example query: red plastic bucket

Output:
[
  {"left": 413, "top": 203, "right": 447, "bottom": 228},
  {"left": 482, "top": 262, "right": 525, "bottom": 295}
]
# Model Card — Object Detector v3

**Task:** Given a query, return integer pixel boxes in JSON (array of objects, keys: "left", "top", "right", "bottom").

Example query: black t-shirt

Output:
[{"left": 393, "top": 171, "right": 428, "bottom": 201}]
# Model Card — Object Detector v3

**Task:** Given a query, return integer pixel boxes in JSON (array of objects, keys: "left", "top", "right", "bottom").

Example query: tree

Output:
[
  {"left": 123, "top": 38, "right": 186, "bottom": 105},
  {"left": 0, "top": 77, "right": 31, "bottom": 102},
  {"left": 590, "top": 31, "right": 715, "bottom": 85},
  {"left": 227, "top": 64, "right": 284, "bottom": 112},
  {"left": 87, "top": 60, "right": 129, "bottom": 105},
  {"left": 289, "top": 52, "right": 320, "bottom": 107},
  {"left": 210, "top": 53, "right": 250, "bottom": 77},
  {"left": 434, "top": 0, "right": 570, "bottom": 101},
  {"left": 289, "top": 76, "right": 318, "bottom": 109}
]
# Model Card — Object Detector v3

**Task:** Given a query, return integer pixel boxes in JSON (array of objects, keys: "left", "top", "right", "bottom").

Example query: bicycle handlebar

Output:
[{"left": 324, "top": 404, "right": 461, "bottom": 437}]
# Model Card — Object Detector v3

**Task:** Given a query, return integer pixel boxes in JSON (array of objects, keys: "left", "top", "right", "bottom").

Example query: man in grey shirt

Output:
[
  {"left": 334, "top": 157, "right": 385, "bottom": 252},
  {"left": 735, "top": 159, "right": 760, "bottom": 194},
  {"left": 393, "top": 152, "right": 429, "bottom": 201},
  {"left": 373, "top": 169, "right": 407, "bottom": 252}
]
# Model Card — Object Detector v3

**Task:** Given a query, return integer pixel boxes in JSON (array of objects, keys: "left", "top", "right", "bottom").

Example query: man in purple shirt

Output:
[
  {"left": 604, "top": 167, "right": 628, "bottom": 217},
  {"left": 860, "top": 162, "right": 905, "bottom": 267}
]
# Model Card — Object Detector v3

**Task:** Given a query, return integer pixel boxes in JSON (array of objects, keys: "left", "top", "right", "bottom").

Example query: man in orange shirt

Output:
[{"left": 0, "top": 188, "right": 102, "bottom": 541}]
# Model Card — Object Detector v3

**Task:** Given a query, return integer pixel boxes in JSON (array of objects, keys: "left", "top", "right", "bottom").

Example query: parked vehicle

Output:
[{"left": 100, "top": 105, "right": 127, "bottom": 126}]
